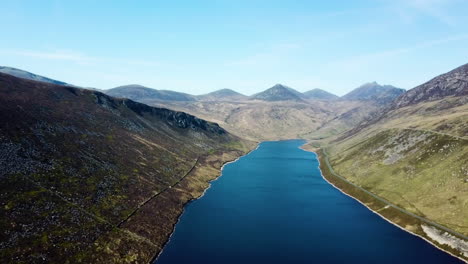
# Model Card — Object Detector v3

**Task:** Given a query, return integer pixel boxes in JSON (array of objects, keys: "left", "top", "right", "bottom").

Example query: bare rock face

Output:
[{"left": 393, "top": 63, "right": 468, "bottom": 108}]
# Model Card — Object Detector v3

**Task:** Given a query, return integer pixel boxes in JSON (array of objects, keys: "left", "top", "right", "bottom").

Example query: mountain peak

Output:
[
  {"left": 342, "top": 82, "right": 405, "bottom": 103},
  {"left": 303, "top": 88, "right": 338, "bottom": 100},
  {"left": 251, "top": 84, "right": 304, "bottom": 101},
  {"left": 197, "top": 88, "right": 247, "bottom": 101}
]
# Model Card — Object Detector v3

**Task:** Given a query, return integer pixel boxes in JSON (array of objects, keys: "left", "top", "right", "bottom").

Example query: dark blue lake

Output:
[{"left": 156, "top": 140, "right": 461, "bottom": 264}]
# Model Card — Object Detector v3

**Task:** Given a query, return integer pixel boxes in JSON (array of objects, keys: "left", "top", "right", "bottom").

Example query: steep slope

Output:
[
  {"left": 393, "top": 63, "right": 468, "bottom": 108},
  {"left": 197, "top": 88, "right": 247, "bottom": 101},
  {"left": 0, "top": 73, "right": 253, "bottom": 263},
  {"left": 316, "top": 64, "right": 468, "bottom": 260},
  {"left": 303, "top": 88, "right": 338, "bottom": 100},
  {"left": 0, "top": 66, "right": 70, "bottom": 86},
  {"left": 250, "top": 84, "right": 304, "bottom": 101},
  {"left": 342, "top": 81, "right": 405, "bottom": 103},
  {"left": 106, "top": 84, "right": 196, "bottom": 102},
  {"left": 304, "top": 101, "right": 381, "bottom": 140}
]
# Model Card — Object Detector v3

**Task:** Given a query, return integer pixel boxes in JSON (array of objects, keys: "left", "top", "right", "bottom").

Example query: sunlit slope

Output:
[{"left": 326, "top": 63, "right": 468, "bottom": 236}]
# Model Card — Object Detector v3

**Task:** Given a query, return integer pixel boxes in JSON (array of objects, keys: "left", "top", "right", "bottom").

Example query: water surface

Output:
[{"left": 156, "top": 140, "right": 461, "bottom": 264}]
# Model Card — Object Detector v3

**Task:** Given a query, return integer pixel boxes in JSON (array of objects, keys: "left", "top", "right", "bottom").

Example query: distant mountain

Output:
[
  {"left": 0, "top": 66, "right": 70, "bottom": 86},
  {"left": 392, "top": 63, "right": 468, "bottom": 108},
  {"left": 303, "top": 88, "right": 338, "bottom": 100},
  {"left": 105, "top": 84, "right": 196, "bottom": 102},
  {"left": 342, "top": 82, "right": 405, "bottom": 103},
  {"left": 251, "top": 84, "right": 304, "bottom": 101},
  {"left": 197, "top": 88, "right": 247, "bottom": 101}
]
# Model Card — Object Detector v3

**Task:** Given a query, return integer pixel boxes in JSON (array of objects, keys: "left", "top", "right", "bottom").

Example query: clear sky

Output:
[{"left": 2, "top": 0, "right": 468, "bottom": 95}]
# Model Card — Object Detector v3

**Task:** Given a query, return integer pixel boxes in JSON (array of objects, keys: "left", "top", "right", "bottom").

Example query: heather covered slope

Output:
[
  {"left": 315, "top": 63, "right": 468, "bottom": 259},
  {"left": 0, "top": 66, "right": 70, "bottom": 86},
  {"left": 0, "top": 73, "right": 253, "bottom": 263}
]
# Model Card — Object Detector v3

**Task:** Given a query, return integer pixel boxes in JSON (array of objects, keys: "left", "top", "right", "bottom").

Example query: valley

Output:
[{"left": 0, "top": 62, "right": 467, "bottom": 263}]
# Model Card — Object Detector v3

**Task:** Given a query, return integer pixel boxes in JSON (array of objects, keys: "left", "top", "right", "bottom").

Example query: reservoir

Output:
[{"left": 156, "top": 140, "right": 462, "bottom": 264}]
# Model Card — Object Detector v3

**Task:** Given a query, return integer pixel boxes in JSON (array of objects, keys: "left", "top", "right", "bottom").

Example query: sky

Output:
[{"left": 2, "top": 0, "right": 468, "bottom": 96}]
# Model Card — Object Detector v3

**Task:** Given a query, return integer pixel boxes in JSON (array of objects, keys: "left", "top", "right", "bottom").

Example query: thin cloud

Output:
[
  {"left": 10, "top": 50, "right": 96, "bottom": 64},
  {"left": 3, "top": 49, "right": 164, "bottom": 67},
  {"left": 387, "top": 0, "right": 460, "bottom": 26},
  {"left": 327, "top": 34, "right": 468, "bottom": 70}
]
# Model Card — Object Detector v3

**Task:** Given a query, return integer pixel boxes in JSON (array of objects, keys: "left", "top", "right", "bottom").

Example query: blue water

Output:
[{"left": 156, "top": 140, "right": 462, "bottom": 264}]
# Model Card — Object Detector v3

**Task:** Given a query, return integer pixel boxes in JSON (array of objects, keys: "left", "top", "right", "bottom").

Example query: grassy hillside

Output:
[
  {"left": 329, "top": 128, "right": 467, "bottom": 234},
  {"left": 0, "top": 73, "right": 254, "bottom": 263},
  {"left": 311, "top": 63, "right": 468, "bottom": 259},
  {"left": 151, "top": 99, "right": 374, "bottom": 141}
]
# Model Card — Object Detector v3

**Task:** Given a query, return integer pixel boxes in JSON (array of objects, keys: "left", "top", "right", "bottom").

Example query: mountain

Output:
[
  {"left": 342, "top": 82, "right": 405, "bottom": 103},
  {"left": 311, "top": 63, "right": 468, "bottom": 259},
  {"left": 0, "top": 73, "right": 253, "bottom": 263},
  {"left": 392, "top": 63, "right": 468, "bottom": 108},
  {"left": 303, "top": 88, "right": 338, "bottom": 100},
  {"left": 105, "top": 84, "right": 196, "bottom": 102},
  {"left": 197, "top": 88, "right": 247, "bottom": 101},
  {"left": 0, "top": 66, "right": 70, "bottom": 86},
  {"left": 251, "top": 84, "right": 304, "bottom": 101}
]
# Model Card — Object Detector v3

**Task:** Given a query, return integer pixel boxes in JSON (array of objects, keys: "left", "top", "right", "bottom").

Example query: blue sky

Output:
[{"left": 2, "top": 0, "right": 468, "bottom": 95}]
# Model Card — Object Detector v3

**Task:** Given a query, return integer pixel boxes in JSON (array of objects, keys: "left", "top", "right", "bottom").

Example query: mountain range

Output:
[
  {"left": 0, "top": 66, "right": 407, "bottom": 104},
  {"left": 0, "top": 62, "right": 467, "bottom": 262}
]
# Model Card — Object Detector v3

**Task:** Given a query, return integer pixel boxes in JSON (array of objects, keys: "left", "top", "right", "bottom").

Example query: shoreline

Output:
[
  {"left": 150, "top": 143, "right": 260, "bottom": 263},
  {"left": 299, "top": 144, "right": 467, "bottom": 263}
]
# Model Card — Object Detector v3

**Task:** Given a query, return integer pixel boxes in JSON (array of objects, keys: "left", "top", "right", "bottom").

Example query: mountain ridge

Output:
[
  {"left": 0, "top": 66, "right": 71, "bottom": 86},
  {"left": 250, "top": 84, "right": 304, "bottom": 101},
  {"left": 197, "top": 88, "right": 247, "bottom": 101},
  {"left": 342, "top": 81, "right": 405, "bottom": 103},
  {"left": 303, "top": 88, "right": 339, "bottom": 100},
  {"left": 106, "top": 84, "right": 196, "bottom": 102}
]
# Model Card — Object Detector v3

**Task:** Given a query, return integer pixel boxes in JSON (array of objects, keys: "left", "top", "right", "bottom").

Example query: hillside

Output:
[
  {"left": 197, "top": 88, "right": 247, "bottom": 101},
  {"left": 342, "top": 81, "right": 405, "bottom": 103},
  {"left": 0, "top": 66, "right": 70, "bottom": 86},
  {"left": 393, "top": 63, "right": 468, "bottom": 108},
  {"left": 106, "top": 84, "right": 196, "bottom": 102},
  {"left": 303, "top": 88, "right": 338, "bottom": 100},
  {"left": 315, "top": 63, "right": 468, "bottom": 259},
  {"left": 0, "top": 73, "right": 253, "bottom": 263}
]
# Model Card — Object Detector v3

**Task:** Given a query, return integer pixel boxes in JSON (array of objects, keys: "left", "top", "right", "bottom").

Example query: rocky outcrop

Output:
[{"left": 392, "top": 63, "right": 468, "bottom": 108}]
